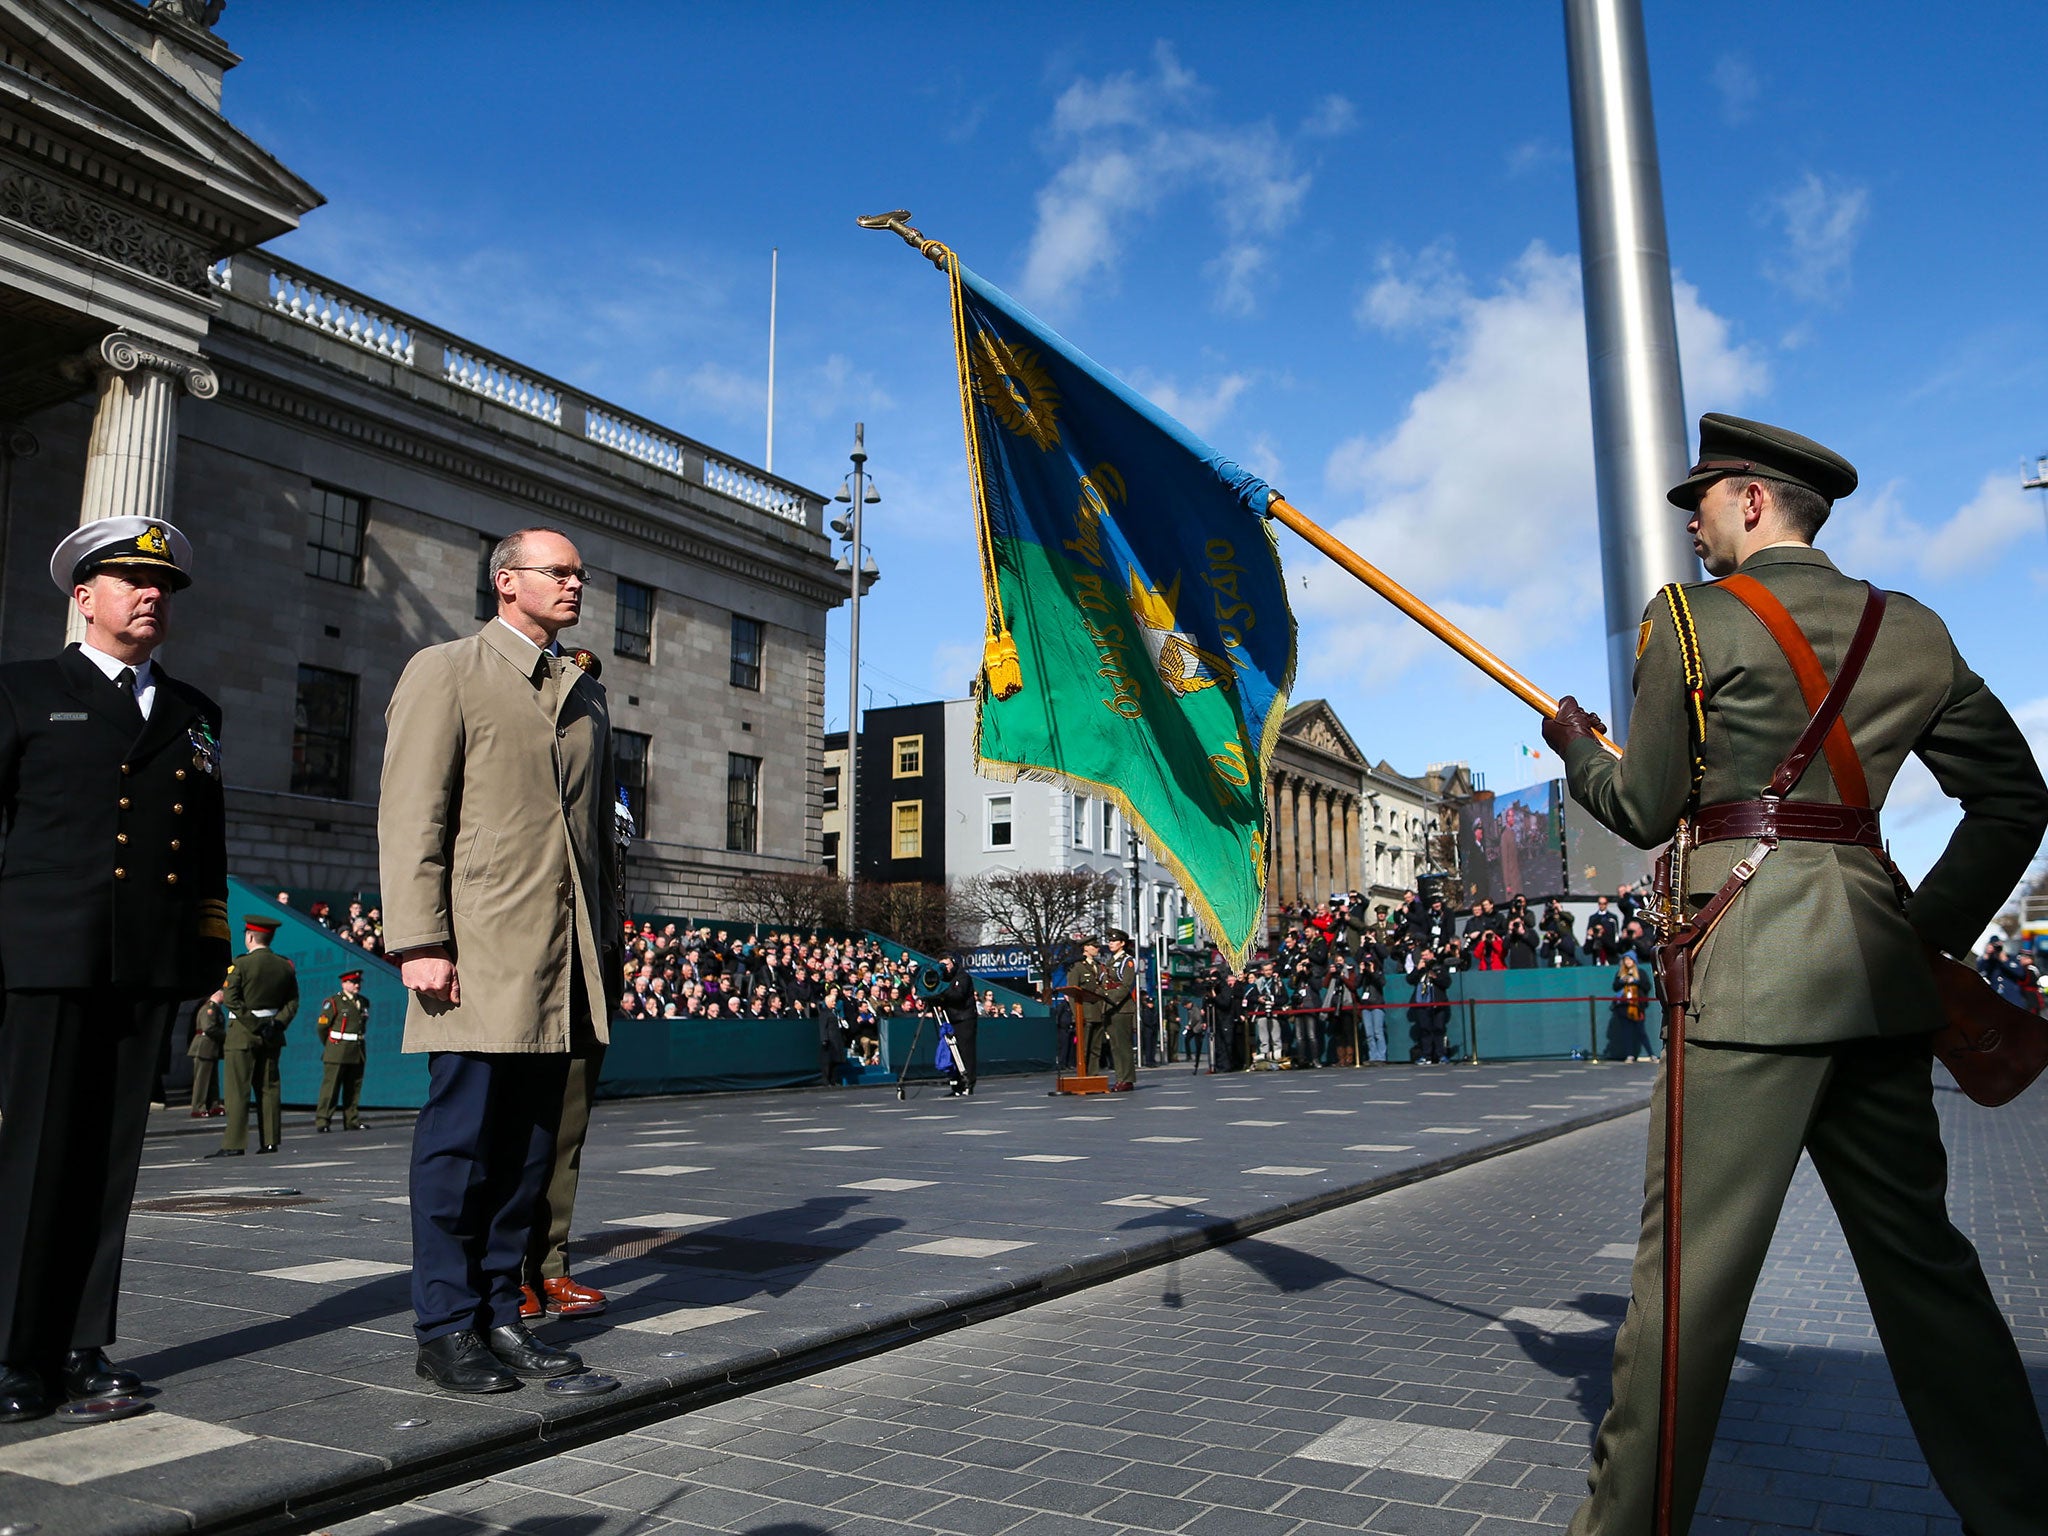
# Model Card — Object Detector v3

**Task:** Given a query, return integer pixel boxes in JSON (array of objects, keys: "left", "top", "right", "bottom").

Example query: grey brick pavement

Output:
[
  {"left": 0, "top": 1063, "right": 1654, "bottom": 1535},
  {"left": 330, "top": 1080, "right": 2047, "bottom": 1536}
]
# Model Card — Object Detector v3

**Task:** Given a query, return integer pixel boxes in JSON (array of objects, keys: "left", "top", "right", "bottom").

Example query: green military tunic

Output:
[
  {"left": 1561, "top": 545, "right": 2048, "bottom": 1534},
  {"left": 220, "top": 946, "right": 298, "bottom": 1152},
  {"left": 1073, "top": 952, "right": 1137, "bottom": 1087},
  {"left": 187, "top": 997, "right": 224, "bottom": 1112},
  {"left": 314, "top": 990, "right": 369, "bottom": 1131}
]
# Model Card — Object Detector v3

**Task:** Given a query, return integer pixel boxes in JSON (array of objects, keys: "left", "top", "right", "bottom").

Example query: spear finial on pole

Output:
[{"left": 857, "top": 209, "right": 952, "bottom": 272}]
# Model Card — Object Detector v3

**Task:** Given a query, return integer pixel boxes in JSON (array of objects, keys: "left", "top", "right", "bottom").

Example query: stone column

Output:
[
  {"left": 1276, "top": 774, "right": 1297, "bottom": 910},
  {"left": 63, "top": 331, "right": 217, "bottom": 640},
  {"left": 1345, "top": 796, "right": 1364, "bottom": 892}
]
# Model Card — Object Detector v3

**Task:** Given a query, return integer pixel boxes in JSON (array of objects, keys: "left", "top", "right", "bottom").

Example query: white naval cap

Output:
[{"left": 49, "top": 517, "right": 194, "bottom": 594}]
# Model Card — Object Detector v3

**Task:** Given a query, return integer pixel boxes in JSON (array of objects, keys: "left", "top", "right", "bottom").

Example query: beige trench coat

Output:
[{"left": 379, "top": 622, "right": 621, "bottom": 1052}]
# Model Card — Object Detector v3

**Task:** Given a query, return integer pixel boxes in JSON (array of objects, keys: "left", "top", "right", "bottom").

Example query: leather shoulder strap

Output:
[{"left": 1717, "top": 574, "right": 1884, "bottom": 806}]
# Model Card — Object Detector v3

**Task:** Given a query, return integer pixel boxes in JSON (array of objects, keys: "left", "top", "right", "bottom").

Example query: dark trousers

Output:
[
  {"left": 0, "top": 990, "right": 176, "bottom": 1366},
  {"left": 949, "top": 1017, "right": 978, "bottom": 1087},
  {"left": 188, "top": 1057, "right": 220, "bottom": 1111},
  {"left": 526, "top": 1038, "right": 605, "bottom": 1285},
  {"left": 409, "top": 1050, "right": 569, "bottom": 1343},
  {"left": 1409, "top": 1005, "right": 1448, "bottom": 1063}
]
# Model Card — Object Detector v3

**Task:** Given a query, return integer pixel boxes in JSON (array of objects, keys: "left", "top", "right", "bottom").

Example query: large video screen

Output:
[{"left": 1456, "top": 781, "right": 1564, "bottom": 903}]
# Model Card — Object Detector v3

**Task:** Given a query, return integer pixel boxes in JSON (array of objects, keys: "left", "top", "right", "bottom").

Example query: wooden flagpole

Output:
[{"left": 1266, "top": 496, "right": 1624, "bottom": 759}]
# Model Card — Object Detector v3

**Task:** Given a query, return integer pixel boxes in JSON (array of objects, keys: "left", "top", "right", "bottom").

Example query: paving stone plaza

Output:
[{"left": 0, "top": 1061, "right": 2040, "bottom": 1536}]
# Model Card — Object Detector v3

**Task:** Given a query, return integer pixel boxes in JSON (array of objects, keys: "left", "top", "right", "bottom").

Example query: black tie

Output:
[{"left": 114, "top": 666, "right": 144, "bottom": 728}]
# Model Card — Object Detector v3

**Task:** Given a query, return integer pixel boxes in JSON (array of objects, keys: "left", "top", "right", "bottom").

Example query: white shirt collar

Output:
[
  {"left": 494, "top": 616, "right": 561, "bottom": 657},
  {"left": 77, "top": 640, "right": 154, "bottom": 686}
]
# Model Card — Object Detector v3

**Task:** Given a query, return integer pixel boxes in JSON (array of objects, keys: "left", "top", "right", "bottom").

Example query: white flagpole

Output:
[{"left": 766, "top": 247, "right": 778, "bottom": 472}]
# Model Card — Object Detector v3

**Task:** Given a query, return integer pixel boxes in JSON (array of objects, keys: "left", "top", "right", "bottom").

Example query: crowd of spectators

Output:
[
  {"left": 613, "top": 922, "right": 1026, "bottom": 1056},
  {"left": 276, "top": 892, "right": 387, "bottom": 956}
]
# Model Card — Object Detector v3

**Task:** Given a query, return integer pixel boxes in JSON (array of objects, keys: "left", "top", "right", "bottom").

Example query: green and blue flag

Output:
[{"left": 944, "top": 260, "right": 1296, "bottom": 963}]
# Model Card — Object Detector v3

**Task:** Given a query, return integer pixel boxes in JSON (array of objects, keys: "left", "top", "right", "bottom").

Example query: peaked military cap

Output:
[
  {"left": 339, "top": 970, "right": 363, "bottom": 983},
  {"left": 49, "top": 516, "right": 194, "bottom": 593},
  {"left": 243, "top": 916, "right": 281, "bottom": 935},
  {"left": 1666, "top": 413, "right": 1858, "bottom": 511},
  {"left": 1106, "top": 928, "right": 1132, "bottom": 945}
]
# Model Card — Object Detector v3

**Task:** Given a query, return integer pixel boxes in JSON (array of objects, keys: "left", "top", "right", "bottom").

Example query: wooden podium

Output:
[{"left": 1057, "top": 985, "right": 1110, "bottom": 1095}]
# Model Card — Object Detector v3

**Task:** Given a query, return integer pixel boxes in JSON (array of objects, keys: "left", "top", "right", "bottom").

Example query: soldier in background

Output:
[
  {"left": 1099, "top": 930, "right": 1139, "bottom": 1091},
  {"left": 314, "top": 970, "right": 369, "bottom": 1132},
  {"left": 211, "top": 917, "right": 298, "bottom": 1157},
  {"left": 187, "top": 988, "right": 226, "bottom": 1117},
  {"left": 0, "top": 517, "right": 230, "bottom": 1422}
]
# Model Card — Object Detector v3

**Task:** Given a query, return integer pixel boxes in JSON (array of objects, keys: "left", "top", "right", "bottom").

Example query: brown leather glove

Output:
[{"left": 1541, "top": 695, "right": 1607, "bottom": 756}]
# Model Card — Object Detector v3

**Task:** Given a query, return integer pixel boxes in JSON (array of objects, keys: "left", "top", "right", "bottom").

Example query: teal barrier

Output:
[
  {"left": 878, "top": 1011, "right": 1059, "bottom": 1082},
  {"left": 1379, "top": 965, "right": 1661, "bottom": 1063},
  {"left": 597, "top": 1015, "right": 820, "bottom": 1098},
  {"left": 227, "top": 877, "right": 424, "bottom": 1110}
]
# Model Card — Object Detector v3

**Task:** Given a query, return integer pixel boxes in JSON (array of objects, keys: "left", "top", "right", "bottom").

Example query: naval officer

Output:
[{"left": 0, "top": 517, "right": 229, "bottom": 1422}]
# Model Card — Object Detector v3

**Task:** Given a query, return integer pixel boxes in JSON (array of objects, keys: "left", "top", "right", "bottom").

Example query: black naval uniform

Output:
[{"left": 0, "top": 645, "right": 229, "bottom": 1378}]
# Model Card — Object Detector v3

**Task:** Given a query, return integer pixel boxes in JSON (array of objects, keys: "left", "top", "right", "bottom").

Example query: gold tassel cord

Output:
[{"left": 862, "top": 211, "right": 1021, "bottom": 699}]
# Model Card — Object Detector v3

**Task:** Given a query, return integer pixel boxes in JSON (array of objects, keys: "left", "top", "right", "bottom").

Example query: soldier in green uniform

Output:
[
  {"left": 313, "top": 969, "right": 369, "bottom": 1132},
  {"left": 1100, "top": 929, "right": 1138, "bottom": 1091},
  {"left": 186, "top": 988, "right": 225, "bottom": 1117},
  {"left": 1542, "top": 415, "right": 2048, "bottom": 1533},
  {"left": 1068, "top": 937, "right": 1111, "bottom": 1078},
  {"left": 210, "top": 916, "right": 299, "bottom": 1157}
]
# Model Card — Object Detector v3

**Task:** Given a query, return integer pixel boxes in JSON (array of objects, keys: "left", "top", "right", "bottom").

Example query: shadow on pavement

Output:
[
  {"left": 122, "top": 1271, "right": 415, "bottom": 1381},
  {"left": 574, "top": 1194, "right": 905, "bottom": 1303}
]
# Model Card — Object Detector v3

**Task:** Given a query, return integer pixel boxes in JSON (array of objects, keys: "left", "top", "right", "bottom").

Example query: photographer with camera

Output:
[
  {"left": 211, "top": 916, "right": 298, "bottom": 1157},
  {"left": 1405, "top": 946, "right": 1452, "bottom": 1065}
]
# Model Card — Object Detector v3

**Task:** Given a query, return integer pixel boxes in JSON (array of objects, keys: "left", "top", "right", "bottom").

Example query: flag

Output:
[{"left": 942, "top": 257, "right": 1296, "bottom": 965}]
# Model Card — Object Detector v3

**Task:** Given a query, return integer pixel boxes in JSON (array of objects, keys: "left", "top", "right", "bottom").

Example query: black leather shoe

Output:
[
  {"left": 315, "top": 1124, "right": 330, "bottom": 1133},
  {"left": 204, "top": 1147, "right": 244, "bottom": 1158},
  {"left": 255, "top": 1144, "right": 279, "bottom": 1154},
  {"left": 415, "top": 1331, "right": 519, "bottom": 1394},
  {"left": 0, "top": 1364, "right": 54, "bottom": 1423},
  {"left": 60, "top": 1348, "right": 142, "bottom": 1398},
  {"left": 484, "top": 1323, "right": 582, "bottom": 1379}
]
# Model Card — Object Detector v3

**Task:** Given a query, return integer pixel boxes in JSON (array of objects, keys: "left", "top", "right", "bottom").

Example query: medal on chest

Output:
[{"left": 188, "top": 721, "right": 222, "bottom": 780}]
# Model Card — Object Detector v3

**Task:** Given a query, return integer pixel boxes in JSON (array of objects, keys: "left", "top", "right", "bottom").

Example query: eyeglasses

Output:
[{"left": 506, "top": 565, "right": 588, "bottom": 585}]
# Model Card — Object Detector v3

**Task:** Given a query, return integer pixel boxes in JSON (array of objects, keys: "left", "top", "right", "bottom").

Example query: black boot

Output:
[
  {"left": 0, "top": 1365, "right": 54, "bottom": 1423},
  {"left": 415, "top": 1330, "right": 520, "bottom": 1393},
  {"left": 484, "top": 1323, "right": 582, "bottom": 1379},
  {"left": 60, "top": 1348, "right": 142, "bottom": 1398}
]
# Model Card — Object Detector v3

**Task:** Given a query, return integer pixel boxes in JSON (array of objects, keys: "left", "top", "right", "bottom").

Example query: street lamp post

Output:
[{"left": 832, "top": 425, "right": 881, "bottom": 915}]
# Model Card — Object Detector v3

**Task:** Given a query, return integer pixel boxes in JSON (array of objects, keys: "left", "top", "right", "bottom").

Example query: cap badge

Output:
[{"left": 136, "top": 525, "right": 170, "bottom": 557}]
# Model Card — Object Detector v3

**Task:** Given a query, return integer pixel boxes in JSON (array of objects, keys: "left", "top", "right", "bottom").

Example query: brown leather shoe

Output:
[
  {"left": 518, "top": 1285, "right": 544, "bottom": 1321},
  {"left": 542, "top": 1275, "right": 607, "bottom": 1316}
]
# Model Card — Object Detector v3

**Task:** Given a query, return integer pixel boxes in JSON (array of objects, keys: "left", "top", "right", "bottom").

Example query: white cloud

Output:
[
  {"left": 1299, "top": 94, "right": 1357, "bottom": 138},
  {"left": 1505, "top": 139, "right": 1565, "bottom": 177},
  {"left": 1833, "top": 470, "right": 2043, "bottom": 585},
  {"left": 1307, "top": 241, "right": 1763, "bottom": 686},
  {"left": 1127, "top": 368, "right": 1251, "bottom": 437},
  {"left": 1712, "top": 55, "right": 1760, "bottom": 124},
  {"left": 1021, "top": 43, "right": 1310, "bottom": 316},
  {"left": 1762, "top": 172, "right": 1869, "bottom": 304}
]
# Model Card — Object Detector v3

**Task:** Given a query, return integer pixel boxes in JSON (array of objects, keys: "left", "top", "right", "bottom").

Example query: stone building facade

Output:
[{"left": 0, "top": 1, "right": 841, "bottom": 916}]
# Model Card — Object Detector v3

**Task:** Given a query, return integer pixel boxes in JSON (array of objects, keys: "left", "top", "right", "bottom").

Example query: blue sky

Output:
[{"left": 220, "top": 3, "right": 2047, "bottom": 892}]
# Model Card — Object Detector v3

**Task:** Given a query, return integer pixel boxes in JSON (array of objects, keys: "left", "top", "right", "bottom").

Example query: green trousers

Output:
[
  {"left": 1082, "top": 1015, "right": 1136, "bottom": 1085},
  {"left": 187, "top": 1058, "right": 219, "bottom": 1111},
  {"left": 526, "top": 1042, "right": 605, "bottom": 1284},
  {"left": 315, "top": 1061, "right": 364, "bottom": 1129},
  {"left": 1570, "top": 1035, "right": 2048, "bottom": 1535},
  {"left": 219, "top": 1044, "right": 281, "bottom": 1151}
]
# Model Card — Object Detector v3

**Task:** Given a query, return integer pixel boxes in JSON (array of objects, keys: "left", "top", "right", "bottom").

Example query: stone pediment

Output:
[
  {"left": 0, "top": 0, "right": 323, "bottom": 252},
  {"left": 1280, "top": 699, "right": 1366, "bottom": 767}
]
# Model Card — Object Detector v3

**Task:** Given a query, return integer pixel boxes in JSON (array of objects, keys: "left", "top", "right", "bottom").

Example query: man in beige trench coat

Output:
[{"left": 380, "top": 526, "right": 622, "bottom": 1394}]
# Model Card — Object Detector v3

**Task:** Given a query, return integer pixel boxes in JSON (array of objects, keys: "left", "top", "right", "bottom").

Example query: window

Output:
[
  {"left": 822, "top": 765, "right": 840, "bottom": 812},
  {"left": 616, "top": 579, "right": 654, "bottom": 661},
  {"left": 726, "top": 753, "right": 761, "bottom": 852},
  {"left": 821, "top": 831, "right": 840, "bottom": 871},
  {"left": 987, "top": 794, "right": 1013, "bottom": 850},
  {"left": 1101, "top": 800, "right": 1116, "bottom": 850},
  {"left": 892, "top": 799, "right": 922, "bottom": 859},
  {"left": 292, "top": 665, "right": 357, "bottom": 799},
  {"left": 729, "top": 614, "right": 763, "bottom": 690},
  {"left": 893, "top": 735, "right": 923, "bottom": 777},
  {"left": 474, "top": 534, "right": 496, "bottom": 620},
  {"left": 305, "top": 485, "right": 366, "bottom": 586},
  {"left": 614, "top": 729, "right": 650, "bottom": 836},
  {"left": 1072, "top": 793, "right": 1090, "bottom": 848}
]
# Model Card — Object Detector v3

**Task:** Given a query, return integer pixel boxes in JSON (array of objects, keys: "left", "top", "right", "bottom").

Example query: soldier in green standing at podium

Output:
[
  {"left": 314, "top": 969, "right": 369, "bottom": 1132},
  {"left": 209, "top": 916, "right": 298, "bottom": 1157}
]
